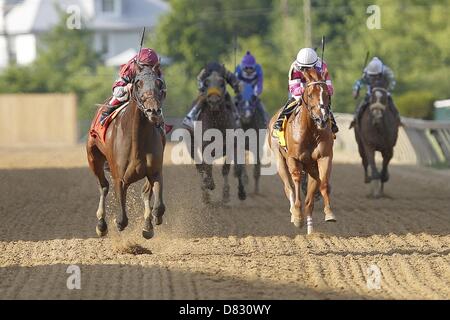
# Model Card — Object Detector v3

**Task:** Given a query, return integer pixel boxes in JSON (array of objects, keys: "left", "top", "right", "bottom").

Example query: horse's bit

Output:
[{"left": 131, "top": 76, "right": 166, "bottom": 117}]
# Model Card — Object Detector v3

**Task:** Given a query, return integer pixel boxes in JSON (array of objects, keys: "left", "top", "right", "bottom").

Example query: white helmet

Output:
[
  {"left": 366, "top": 57, "right": 383, "bottom": 75},
  {"left": 295, "top": 48, "right": 318, "bottom": 69}
]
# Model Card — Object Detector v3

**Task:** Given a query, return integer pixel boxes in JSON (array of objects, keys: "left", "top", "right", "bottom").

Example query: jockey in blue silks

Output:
[{"left": 235, "top": 51, "right": 268, "bottom": 124}]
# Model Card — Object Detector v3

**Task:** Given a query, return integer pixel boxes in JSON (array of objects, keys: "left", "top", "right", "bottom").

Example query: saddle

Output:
[
  {"left": 89, "top": 102, "right": 129, "bottom": 144},
  {"left": 274, "top": 100, "right": 301, "bottom": 148}
]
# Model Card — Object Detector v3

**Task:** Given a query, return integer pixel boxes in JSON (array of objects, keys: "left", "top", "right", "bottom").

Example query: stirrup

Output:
[{"left": 182, "top": 117, "right": 193, "bottom": 129}]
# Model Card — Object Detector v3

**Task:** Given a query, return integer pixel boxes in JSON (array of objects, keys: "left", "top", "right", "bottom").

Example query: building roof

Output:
[{"left": 1, "top": 0, "right": 170, "bottom": 35}]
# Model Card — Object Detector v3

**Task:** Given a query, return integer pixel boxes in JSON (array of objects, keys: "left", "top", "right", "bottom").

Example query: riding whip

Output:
[
  {"left": 321, "top": 35, "right": 325, "bottom": 76},
  {"left": 137, "top": 27, "right": 146, "bottom": 64}
]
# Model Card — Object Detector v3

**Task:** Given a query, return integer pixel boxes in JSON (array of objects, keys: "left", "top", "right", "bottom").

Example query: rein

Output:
[
  {"left": 131, "top": 72, "right": 166, "bottom": 116},
  {"left": 371, "top": 87, "right": 389, "bottom": 94},
  {"left": 301, "top": 81, "right": 330, "bottom": 123}
]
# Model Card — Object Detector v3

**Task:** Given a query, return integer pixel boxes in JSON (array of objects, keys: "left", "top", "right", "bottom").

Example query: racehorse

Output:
[
  {"left": 87, "top": 64, "right": 167, "bottom": 239},
  {"left": 268, "top": 68, "right": 336, "bottom": 234},
  {"left": 353, "top": 79, "right": 399, "bottom": 198},
  {"left": 187, "top": 68, "right": 247, "bottom": 204},
  {"left": 236, "top": 82, "right": 267, "bottom": 194}
]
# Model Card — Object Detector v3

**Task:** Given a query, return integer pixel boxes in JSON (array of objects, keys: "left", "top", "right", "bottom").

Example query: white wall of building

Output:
[{"left": 14, "top": 34, "right": 36, "bottom": 65}]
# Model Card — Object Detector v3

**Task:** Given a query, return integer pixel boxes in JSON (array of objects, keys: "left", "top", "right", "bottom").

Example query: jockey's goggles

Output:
[{"left": 243, "top": 66, "right": 256, "bottom": 73}]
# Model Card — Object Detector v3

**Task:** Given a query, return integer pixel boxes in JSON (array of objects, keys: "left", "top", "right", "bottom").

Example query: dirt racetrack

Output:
[{"left": 0, "top": 144, "right": 449, "bottom": 300}]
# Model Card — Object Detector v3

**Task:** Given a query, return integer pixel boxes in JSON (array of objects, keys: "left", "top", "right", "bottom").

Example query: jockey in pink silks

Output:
[{"left": 273, "top": 48, "right": 338, "bottom": 135}]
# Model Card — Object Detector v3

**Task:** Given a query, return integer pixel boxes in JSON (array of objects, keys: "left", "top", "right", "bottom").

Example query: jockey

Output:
[
  {"left": 350, "top": 56, "right": 399, "bottom": 128},
  {"left": 182, "top": 62, "right": 241, "bottom": 129},
  {"left": 235, "top": 51, "right": 268, "bottom": 124},
  {"left": 273, "top": 48, "right": 339, "bottom": 137},
  {"left": 100, "top": 48, "right": 164, "bottom": 124}
]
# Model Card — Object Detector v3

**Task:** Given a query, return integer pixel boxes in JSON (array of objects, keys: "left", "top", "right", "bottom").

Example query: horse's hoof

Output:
[
  {"left": 364, "top": 177, "right": 371, "bottom": 184},
  {"left": 238, "top": 190, "right": 247, "bottom": 201},
  {"left": 325, "top": 214, "right": 337, "bottom": 222},
  {"left": 152, "top": 215, "right": 163, "bottom": 226},
  {"left": 114, "top": 218, "right": 128, "bottom": 232},
  {"left": 291, "top": 215, "right": 304, "bottom": 228},
  {"left": 96, "top": 225, "right": 108, "bottom": 237},
  {"left": 203, "top": 178, "right": 215, "bottom": 191},
  {"left": 142, "top": 228, "right": 154, "bottom": 240},
  {"left": 96, "top": 219, "right": 108, "bottom": 237}
]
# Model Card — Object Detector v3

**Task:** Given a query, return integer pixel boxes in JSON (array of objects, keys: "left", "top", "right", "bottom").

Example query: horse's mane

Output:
[{"left": 303, "top": 67, "right": 324, "bottom": 83}]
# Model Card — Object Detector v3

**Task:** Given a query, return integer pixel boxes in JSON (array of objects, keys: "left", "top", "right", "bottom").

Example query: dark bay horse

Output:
[
  {"left": 87, "top": 65, "right": 167, "bottom": 239},
  {"left": 353, "top": 83, "right": 399, "bottom": 198},
  {"left": 188, "top": 69, "right": 247, "bottom": 204},
  {"left": 268, "top": 68, "right": 336, "bottom": 234},
  {"left": 237, "top": 82, "right": 266, "bottom": 194}
]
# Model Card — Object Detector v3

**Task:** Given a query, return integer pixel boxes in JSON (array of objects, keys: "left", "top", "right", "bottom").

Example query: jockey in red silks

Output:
[
  {"left": 272, "top": 48, "right": 338, "bottom": 137},
  {"left": 100, "top": 48, "right": 171, "bottom": 132}
]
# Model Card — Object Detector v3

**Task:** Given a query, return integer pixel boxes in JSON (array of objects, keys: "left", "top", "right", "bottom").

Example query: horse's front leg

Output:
[
  {"left": 366, "top": 146, "right": 380, "bottom": 180},
  {"left": 151, "top": 172, "right": 166, "bottom": 225},
  {"left": 317, "top": 156, "right": 336, "bottom": 222},
  {"left": 87, "top": 144, "right": 109, "bottom": 237},
  {"left": 357, "top": 139, "right": 370, "bottom": 183},
  {"left": 235, "top": 163, "right": 247, "bottom": 201},
  {"left": 222, "top": 163, "right": 231, "bottom": 203},
  {"left": 199, "top": 164, "right": 214, "bottom": 204},
  {"left": 141, "top": 178, "right": 154, "bottom": 239},
  {"left": 304, "top": 163, "right": 320, "bottom": 234},
  {"left": 287, "top": 157, "right": 304, "bottom": 228},
  {"left": 254, "top": 150, "right": 261, "bottom": 194},
  {"left": 113, "top": 179, "right": 129, "bottom": 231},
  {"left": 381, "top": 148, "right": 393, "bottom": 183}
]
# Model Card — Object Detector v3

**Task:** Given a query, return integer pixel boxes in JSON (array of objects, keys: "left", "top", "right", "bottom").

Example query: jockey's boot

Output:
[
  {"left": 349, "top": 96, "right": 369, "bottom": 129},
  {"left": 182, "top": 97, "right": 204, "bottom": 129},
  {"left": 100, "top": 96, "right": 123, "bottom": 125},
  {"left": 273, "top": 97, "right": 297, "bottom": 137},
  {"left": 330, "top": 111, "right": 339, "bottom": 134},
  {"left": 100, "top": 105, "right": 118, "bottom": 125}
]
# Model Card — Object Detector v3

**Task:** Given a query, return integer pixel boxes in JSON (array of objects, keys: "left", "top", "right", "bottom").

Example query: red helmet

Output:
[{"left": 136, "top": 48, "right": 159, "bottom": 66}]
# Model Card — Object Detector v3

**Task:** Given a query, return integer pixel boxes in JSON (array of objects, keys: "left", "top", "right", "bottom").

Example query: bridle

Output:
[
  {"left": 301, "top": 80, "right": 331, "bottom": 124},
  {"left": 131, "top": 70, "right": 166, "bottom": 117}
]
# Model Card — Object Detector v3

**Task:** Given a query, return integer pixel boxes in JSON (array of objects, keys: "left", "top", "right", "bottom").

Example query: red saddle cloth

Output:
[
  {"left": 89, "top": 102, "right": 174, "bottom": 145},
  {"left": 89, "top": 103, "right": 129, "bottom": 145}
]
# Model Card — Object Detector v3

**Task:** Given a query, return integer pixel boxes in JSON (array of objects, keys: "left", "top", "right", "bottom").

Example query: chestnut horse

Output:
[
  {"left": 268, "top": 68, "right": 336, "bottom": 234},
  {"left": 187, "top": 69, "right": 247, "bottom": 204},
  {"left": 87, "top": 65, "right": 166, "bottom": 239}
]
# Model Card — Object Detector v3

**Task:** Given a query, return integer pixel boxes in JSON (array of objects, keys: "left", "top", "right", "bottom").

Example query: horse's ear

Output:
[{"left": 135, "top": 61, "right": 144, "bottom": 73}]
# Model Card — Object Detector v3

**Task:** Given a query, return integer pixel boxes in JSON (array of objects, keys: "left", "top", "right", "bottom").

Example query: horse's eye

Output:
[{"left": 309, "top": 94, "right": 313, "bottom": 99}]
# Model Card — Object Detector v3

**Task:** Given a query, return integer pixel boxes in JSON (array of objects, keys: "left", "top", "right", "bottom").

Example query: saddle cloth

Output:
[{"left": 89, "top": 102, "right": 129, "bottom": 144}]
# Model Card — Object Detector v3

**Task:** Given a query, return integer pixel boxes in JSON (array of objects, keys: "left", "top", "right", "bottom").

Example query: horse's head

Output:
[
  {"left": 369, "top": 86, "right": 389, "bottom": 126},
  {"left": 204, "top": 71, "right": 226, "bottom": 112},
  {"left": 302, "top": 68, "right": 331, "bottom": 130},
  {"left": 237, "top": 82, "right": 257, "bottom": 125},
  {"left": 132, "top": 64, "right": 167, "bottom": 123}
]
